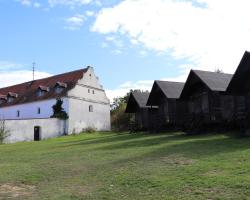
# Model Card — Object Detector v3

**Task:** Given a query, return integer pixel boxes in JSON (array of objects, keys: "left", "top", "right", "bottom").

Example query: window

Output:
[
  {"left": 8, "top": 97, "right": 14, "bottom": 103},
  {"left": 17, "top": 110, "right": 20, "bottom": 117},
  {"left": 37, "top": 90, "right": 45, "bottom": 97},
  {"left": 89, "top": 105, "right": 93, "bottom": 112},
  {"left": 37, "top": 107, "right": 41, "bottom": 114},
  {"left": 88, "top": 89, "right": 90, "bottom": 93},
  {"left": 55, "top": 87, "right": 63, "bottom": 94},
  {"left": 92, "top": 90, "right": 95, "bottom": 94}
]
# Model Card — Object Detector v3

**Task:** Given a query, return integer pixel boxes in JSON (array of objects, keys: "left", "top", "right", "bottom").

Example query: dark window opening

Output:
[
  {"left": 17, "top": 110, "right": 20, "bottom": 117},
  {"left": 89, "top": 105, "right": 93, "bottom": 112},
  {"left": 34, "top": 126, "right": 41, "bottom": 141}
]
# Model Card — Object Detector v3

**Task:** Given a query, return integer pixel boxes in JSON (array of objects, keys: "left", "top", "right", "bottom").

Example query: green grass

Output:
[{"left": 1, "top": 132, "right": 250, "bottom": 199}]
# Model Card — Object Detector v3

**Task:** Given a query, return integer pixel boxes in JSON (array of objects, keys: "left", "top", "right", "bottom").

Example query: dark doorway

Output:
[{"left": 34, "top": 126, "right": 41, "bottom": 141}]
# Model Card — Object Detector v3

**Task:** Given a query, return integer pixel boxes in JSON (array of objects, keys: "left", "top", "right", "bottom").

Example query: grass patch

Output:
[{"left": 0, "top": 132, "right": 250, "bottom": 199}]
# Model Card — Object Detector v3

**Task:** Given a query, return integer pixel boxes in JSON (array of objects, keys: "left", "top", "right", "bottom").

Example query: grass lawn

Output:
[{"left": 1, "top": 132, "right": 250, "bottom": 199}]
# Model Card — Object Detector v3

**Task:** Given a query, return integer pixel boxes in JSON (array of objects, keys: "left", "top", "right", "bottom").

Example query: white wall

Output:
[
  {"left": 68, "top": 98, "right": 110, "bottom": 133},
  {"left": 67, "top": 67, "right": 111, "bottom": 133},
  {"left": 0, "top": 98, "right": 69, "bottom": 120},
  {"left": 4, "top": 118, "right": 67, "bottom": 143}
]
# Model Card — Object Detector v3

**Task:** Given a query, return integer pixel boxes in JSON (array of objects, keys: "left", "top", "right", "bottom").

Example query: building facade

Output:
[{"left": 0, "top": 66, "right": 110, "bottom": 143}]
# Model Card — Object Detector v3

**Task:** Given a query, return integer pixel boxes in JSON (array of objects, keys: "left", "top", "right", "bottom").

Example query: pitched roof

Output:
[
  {"left": 193, "top": 70, "right": 233, "bottom": 92},
  {"left": 156, "top": 81, "right": 184, "bottom": 98},
  {"left": 147, "top": 81, "right": 184, "bottom": 106},
  {"left": 227, "top": 51, "right": 250, "bottom": 94},
  {"left": 125, "top": 91, "right": 150, "bottom": 113},
  {"left": 181, "top": 70, "right": 233, "bottom": 98},
  {"left": 0, "top": 68, "right": 88, "bottom": 108}
]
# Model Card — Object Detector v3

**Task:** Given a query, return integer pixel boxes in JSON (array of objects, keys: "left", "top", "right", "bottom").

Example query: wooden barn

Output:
[
  {"left": 146, "top": 81, "right": 185, "bottom": 130},
  {"left": 125, "top": 91, "right": 153, "bottom": 130},
  {"left": 180, "top": 70, "right": 234, "bottom": 129},
  {"left": 227, "top": 51, "right": 250, "bottom": 126}
]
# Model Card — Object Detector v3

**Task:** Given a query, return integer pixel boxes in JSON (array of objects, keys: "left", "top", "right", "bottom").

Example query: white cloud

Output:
[
  {"left": 48, "top": 0, "right": 92, "bottom": 7},
  {"left": 33, "top": 2, "right": 41, "bottom": 8},
  {"left": 0, "top": 70, "right": 52, "bottom": 88},
  {"left": 16, "top": 0, "right": 32, "bottom": 6},
  {"left": 106, "top": 72, "right": 190, "bottom": 102},
  {"left": 85, "top": 10, "right": 95, "bottom": 17},
  {"left": 64, "top": 14, "right": 85, "bottom": 30},
  {"left": 92, "top": 0, "right": 250, "bottom": 75},
  {"left": 0, "top": 61, "right": 23, "bottom": 70}
]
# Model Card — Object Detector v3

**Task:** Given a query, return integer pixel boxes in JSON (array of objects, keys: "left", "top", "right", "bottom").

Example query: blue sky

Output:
[{"left": 0, "top": 0, "right": 250, "bottom": 100}]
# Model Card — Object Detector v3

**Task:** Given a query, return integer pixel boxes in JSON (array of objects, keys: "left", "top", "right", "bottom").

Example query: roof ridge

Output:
[
  {"left": 156, "top": 80, "right": 185, "bottom": 84},
  {"left": 0, "top": 68, "right": 87, "bottom": 90},
  {"left": 192, "top": 69, "right": 232, "bottom": 75}
]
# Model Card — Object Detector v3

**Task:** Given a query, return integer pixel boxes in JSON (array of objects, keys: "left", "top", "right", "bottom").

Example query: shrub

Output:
[
  {"left": 85, "top": 127, "right": 97, "bottom": 133},
  {"left": 0, "top": 120, "right": 10, "bottom": 144},
  {"left": 51, "top": 98, "right": 69, "bottom": 120}
]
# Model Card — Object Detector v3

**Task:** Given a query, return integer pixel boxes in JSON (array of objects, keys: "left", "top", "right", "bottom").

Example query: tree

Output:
[
  {"left": 111, "top": 89, "right": 147, "bottom": 131},
  {"left": 51, "top": 98, "right": 69, "bottom": 120},
  {"left": 0, "top": 119, "right": 10, "bottom": 144}
]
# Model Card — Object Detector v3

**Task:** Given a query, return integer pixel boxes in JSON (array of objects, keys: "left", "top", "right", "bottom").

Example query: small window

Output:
[
  {"left": 8, "top": 97, "right": 14, "bottom": 103},
  {"left": 37, "top": 90, "right": 44, "bottom": 97},
  {"left": 55, "top": 87, "right": 63, "bottom": 94},
  {"left": 17, "top": 110, "right": 20, "bottom": 117},
  {"left": 89, "top": 105, "right": 93, "bottom": 112},
  {"left": 37, "top": 107, "right": 41, "bottom": 114},
  {"left": 88, "top": 89, "right": 90, "bottom": 93},
  {"left": 92, "top": 90, "right": 95, "bottom": 94}
]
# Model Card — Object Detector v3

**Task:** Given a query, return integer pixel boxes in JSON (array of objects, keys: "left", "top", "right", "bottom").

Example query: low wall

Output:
[{"left": 4, "top": 118, "right": 68, "bottom": 143}]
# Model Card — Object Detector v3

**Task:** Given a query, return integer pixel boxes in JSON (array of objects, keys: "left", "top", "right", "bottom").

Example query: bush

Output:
[
  {"left": 85, "top": 127, "right": 97, "bottom": 133},
  {"left": 111, "top": 102, "right": 131, "bottom": 131},
  {"left": 51, "top": 99, "right": 69, "bottom": 120},
  {"left": 0, "top": 120, "right": 10, "bottom": 144}
]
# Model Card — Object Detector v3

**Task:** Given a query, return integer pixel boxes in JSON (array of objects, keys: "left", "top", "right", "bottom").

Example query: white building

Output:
[{"left": 0, "top": 66, "right": 110, "bottom": 143}]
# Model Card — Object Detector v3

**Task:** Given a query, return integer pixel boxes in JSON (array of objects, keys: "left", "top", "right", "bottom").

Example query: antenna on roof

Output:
[{"left": 32, "top": 62, "right": 36, "bottom": 81}]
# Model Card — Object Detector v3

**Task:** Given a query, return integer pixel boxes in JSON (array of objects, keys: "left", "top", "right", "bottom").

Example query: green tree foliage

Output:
[
  {"left": 0, "top": 119, "right": 10, "bottom": 144},
  {"left": 111, "top": 90, "right": 136, "bottom": 131},
  {"left": 51, "top": 98, "right": 69, "bottom": 120}
]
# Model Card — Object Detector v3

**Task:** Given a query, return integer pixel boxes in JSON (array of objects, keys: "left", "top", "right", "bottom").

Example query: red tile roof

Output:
[{"left": 0, "top": 68, "right": 88, "bottom": 108}]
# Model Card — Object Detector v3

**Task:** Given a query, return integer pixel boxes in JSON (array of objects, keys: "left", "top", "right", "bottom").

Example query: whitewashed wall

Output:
[
  {"left": 4, "top": 118, "right": 68, "bottom": 143},
  {"left": 68, "top": 98, "right": 110, "bottom": 133},
  {"left": 67, "top": 67, "right": 111, "bottom": 133},
  {"left": 0, "top": 98, "right": 69, "bottom": 120}
]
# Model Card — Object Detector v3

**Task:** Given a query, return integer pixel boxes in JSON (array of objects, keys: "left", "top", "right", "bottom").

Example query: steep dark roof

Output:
[
  {"left": 147, "top": 81, "right": 184, "bottom": 106},
  {"left": 193, "top": 70, "right": 233, "bottom": 92},
  {"left": 0, "top": 68, "right": 88, "bottom": 108},
  {"left": 156, "top": 81, "right": 184, "bottom": 98},
  {"left": 125, "top": 91, "right": 150, "bottom": 113},
  {"left": 181, "top": 70, "right": 233, "bottom": 98},
  {"left": 227, "top": 51, "right": 250, "bottom": 94}
]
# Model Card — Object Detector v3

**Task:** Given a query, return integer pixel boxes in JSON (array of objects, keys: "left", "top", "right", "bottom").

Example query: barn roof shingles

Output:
[
  {"left": 192, "top": 70, "right": 233, "bottom": 92},
  {"left": 155, "top": 81, "right": 184, "bottom": 99}
]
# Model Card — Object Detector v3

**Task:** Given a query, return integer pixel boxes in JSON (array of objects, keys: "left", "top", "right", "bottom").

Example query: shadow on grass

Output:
[
  {"left": 60, "top": 132, "right": 184, "bottom": 148},
  {"left": 104, "top": 133, "right": 250, "bottom": 165}
]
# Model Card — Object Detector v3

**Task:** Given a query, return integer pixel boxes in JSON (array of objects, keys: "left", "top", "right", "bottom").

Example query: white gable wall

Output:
[
  {"left": 67, "top": 67, "right": 110, "bottom": 133},
  {"left": 0, "top": 98, "right": 69, "bottom": 120}
]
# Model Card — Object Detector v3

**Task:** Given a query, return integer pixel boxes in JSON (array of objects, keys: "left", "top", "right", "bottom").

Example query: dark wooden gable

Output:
[
  {"left": 181, "top": 70, "right": 232, "bottom": 98},
  {"left": 147, "top": 81, "right": 184, "bottom": 106},
  {"left": 125, "top": 91, "right": 150, "bottom": 113},
  {"left": 227, "top": 51, "right": 250, "bottom": 95}
]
